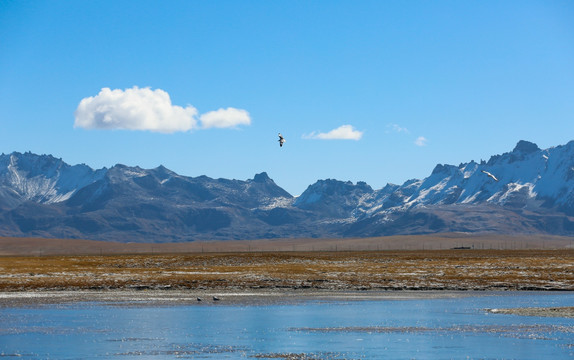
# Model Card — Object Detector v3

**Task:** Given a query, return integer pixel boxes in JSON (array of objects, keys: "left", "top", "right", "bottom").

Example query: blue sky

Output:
[{"left": 1, "top": 1, "right": 573, "bottom": 195}]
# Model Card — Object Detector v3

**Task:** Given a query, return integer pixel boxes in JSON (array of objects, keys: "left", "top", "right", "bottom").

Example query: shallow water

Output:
[{"left": 1, "top": 292, "right": 573, "bottom": 359}]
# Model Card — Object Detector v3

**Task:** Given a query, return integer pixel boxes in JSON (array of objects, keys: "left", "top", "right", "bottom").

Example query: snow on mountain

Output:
[
  {"left": 288, "top": 139, "right": 574, "bottom": 238},
  {"left": 0, "top": 152, "right": 106, "bottom": 207},
  {"left": 357, "top": 140, "right": 574, "bottom": 217},
  {"left": 294, "top": 179, "right": 373, "bottom": 218},
  {"left": 1, "top": 140, "right": 574, "bottom": 241}
]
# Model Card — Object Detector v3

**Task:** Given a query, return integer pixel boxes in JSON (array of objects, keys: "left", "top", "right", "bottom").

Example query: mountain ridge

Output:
[{"left": 1, "top": 140, "right": 574, "bottom": 242}]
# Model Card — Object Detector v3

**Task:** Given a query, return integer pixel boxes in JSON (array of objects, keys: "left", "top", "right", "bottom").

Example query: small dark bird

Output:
[
  {"left": 197, "top": 297, "right": 202, "bottom": 302},
  {"left": 481, "top": 170, "right": 499, "bottom": 182},
  {"left": 278, "top": 133, "right": 285, "bottom": 147},
  {"left": 213, "top": 296, "right": 220, "bottom": 301}
]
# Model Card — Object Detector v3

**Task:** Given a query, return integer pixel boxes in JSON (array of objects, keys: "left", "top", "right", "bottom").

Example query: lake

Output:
[{"left": 1, "top": 292, "right": 573, "bottom": 359}]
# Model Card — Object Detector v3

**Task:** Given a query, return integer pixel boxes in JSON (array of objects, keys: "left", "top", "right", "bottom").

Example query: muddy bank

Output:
[
  {"left": 488, "top": 306, "right": 574, "bottom": 318},
  {"left": 0, "top": 288, "right": 477, "bottom": 308}
]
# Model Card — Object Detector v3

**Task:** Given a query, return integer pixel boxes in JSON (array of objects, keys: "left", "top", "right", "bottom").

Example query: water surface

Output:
[{"left": 1, "top": 292, "right": 573, "bottom": 359}]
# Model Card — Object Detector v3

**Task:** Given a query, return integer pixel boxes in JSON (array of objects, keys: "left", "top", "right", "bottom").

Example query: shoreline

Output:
[
  {"left": 0, "top": 288, "right": 477, "bottom": 307},
  {"left": 0, "top": 289, "right": 572, "bottom": 319},
  {"left": 488, "top": 306, "right": 574, "bottom": 318},
  {"left": 1, "top": 249, "right": 572, "bottom": 316}
]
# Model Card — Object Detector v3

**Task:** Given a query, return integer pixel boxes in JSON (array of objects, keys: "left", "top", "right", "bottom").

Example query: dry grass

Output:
[
  {"left": 1, "top": 233, "right": 573, "bottom": 257},
  {"left": 1, "top": 250, "right": 573, "bottom": 291}
]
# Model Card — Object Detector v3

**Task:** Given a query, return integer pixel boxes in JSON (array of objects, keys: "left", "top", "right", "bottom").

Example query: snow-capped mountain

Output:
[
  {"left": 295, "top": 140, "right": 574, "bottom": 237},
  {"left": 355, "top": 140, "right": 574, "bottom": 216},
  {"left": 0, "top": 152, "right": 106, "bottom": 208},
  {"left": 0, "top": 152, "right": 299, "bottom": 241},
  {"left": 294, "top": 179, "right": 373, "bottom": 218},
  {"left": 1, "top": 140, "right": 574, "bottom": 242}
]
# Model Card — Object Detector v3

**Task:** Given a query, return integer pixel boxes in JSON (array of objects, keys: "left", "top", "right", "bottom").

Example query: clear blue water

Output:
[{"left": 1, "top": 292, "right": 573, "bottom": 359}]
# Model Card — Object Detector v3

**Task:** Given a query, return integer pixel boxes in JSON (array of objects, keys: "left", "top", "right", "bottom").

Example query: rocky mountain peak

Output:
[
  {"left": 431, "top": 164, "right": 459, "bottom": 175},
  {"left": 513, "top": 140, "right": 540, "bottom": 154},
  {"left": 2, "top": 140, "right": 574, "bottom": 241},
  {"left": 253, "top": 172, "right": 272, "bottom": 183}
]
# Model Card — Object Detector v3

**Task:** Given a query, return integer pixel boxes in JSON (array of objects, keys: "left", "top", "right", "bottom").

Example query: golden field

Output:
[{"left": 1, "top": 249, "right": 573, "bottom": 292}]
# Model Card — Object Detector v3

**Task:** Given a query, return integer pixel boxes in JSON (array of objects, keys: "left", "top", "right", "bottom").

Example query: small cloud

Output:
[
  {"left": 415, "top": 136, "right": 428, "bottom": 146},
  {"left": 74, "top": 86, "right": 251, "bottom": 133},
  {"left": 200, "top": 107, "right": 251, "bottom": 129},
  {"left": 303, "top": 125, "right": 363, "bottom": 140},
  {"left": 387, "top": 123, "right": 410, "bottom": 134}
]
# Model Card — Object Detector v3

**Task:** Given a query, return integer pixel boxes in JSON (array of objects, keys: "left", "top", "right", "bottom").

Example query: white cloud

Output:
[
  {"left": 387, "top": 123, "right": 410, "bottom": 134},
  {"left": 199, "top": 107, "right": 251, "bottom": 129},
  {"left": 415, "top": 136, "right": 428, "bottom": 146},
  {"left": 74, "top": 87, "right": 198, "bottom": 133},
  {"left": 74, "top": 86, "right": 251, "bottom": 133},
  {"left": 303, "top": 125, "right": 363, "bottom": 141}
]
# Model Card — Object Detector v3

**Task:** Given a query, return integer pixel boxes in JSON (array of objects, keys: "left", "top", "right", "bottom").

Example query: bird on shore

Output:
[
  {"left": 278, "top": 133, "right": 285, "bottom": 147},
  {"left": 197, "top": 297, "right": 202, "bottom": 302},
  {"left": 213, "top": 296, "right": 220, "bottom": 301},
  {"left": 481, "top": 170, "right": 499, "bottom": 182}
]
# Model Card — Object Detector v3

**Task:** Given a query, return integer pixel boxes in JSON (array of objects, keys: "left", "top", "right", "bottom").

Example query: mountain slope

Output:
[
  {"left": 364, "top": 140, "right": 574, "bottom": 214},
  {"left": 1, "top": 140, "right": 574, "bottom": 242},
  {"left": 0, "top": 155, "right": 304, "bottom": 241},
  {"left": 0, "top": 152, "right": 106, "bottom": 209},
  {"left": 339, "top": 140, "right": 574, "bottom": 236}
]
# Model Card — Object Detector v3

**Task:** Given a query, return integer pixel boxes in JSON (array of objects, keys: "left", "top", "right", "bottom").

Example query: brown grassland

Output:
[
  {"left": 1, "top": 234, "right": 573, "bottom": 292},
  {"left": 1, "top": 233, "right": 572, "bottom": 256}
]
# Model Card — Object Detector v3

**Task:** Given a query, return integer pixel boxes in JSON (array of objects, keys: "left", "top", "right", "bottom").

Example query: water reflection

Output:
[{"left": 0, "top": 292, "right": 573, "bottom": 359}]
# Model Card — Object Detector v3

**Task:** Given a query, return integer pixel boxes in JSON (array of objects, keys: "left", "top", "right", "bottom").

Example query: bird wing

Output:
[{"left": 481, "top": 170, "right": 499, "bottom": 181}]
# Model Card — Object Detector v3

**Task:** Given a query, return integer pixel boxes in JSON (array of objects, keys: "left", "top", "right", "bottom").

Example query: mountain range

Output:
[{"left": 1, "top": 140, "right": 574, "bottom": 242}]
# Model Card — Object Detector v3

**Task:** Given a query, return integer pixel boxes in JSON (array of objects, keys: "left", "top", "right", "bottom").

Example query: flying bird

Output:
[
  {"left": 481, "top": 170, "right": 499, "bottom": 182},
  {"left": 278, "top": 133, "right": 285, "bottom": 147}
]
